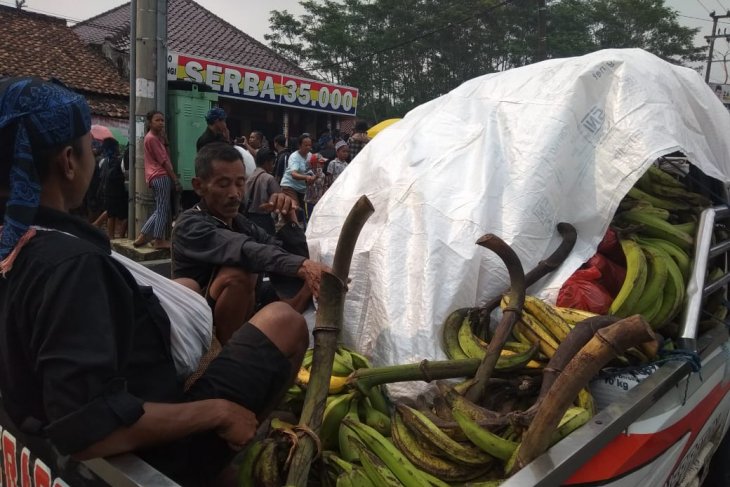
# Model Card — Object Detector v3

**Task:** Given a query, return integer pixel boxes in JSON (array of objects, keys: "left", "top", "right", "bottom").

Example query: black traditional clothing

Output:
[{"left": 172, "top": 203, "right": 305, "bottom": 289}]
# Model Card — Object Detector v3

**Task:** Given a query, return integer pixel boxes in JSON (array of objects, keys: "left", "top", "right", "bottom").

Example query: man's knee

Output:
[
  {"left": 250, "top": 302, "right": 309, "bottom": 355},
  {"left": 209, "top": 266, "right": 257, "bottom": 300}
]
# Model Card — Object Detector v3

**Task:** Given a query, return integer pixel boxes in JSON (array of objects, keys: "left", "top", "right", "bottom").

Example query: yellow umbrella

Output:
[{"left": 367, "top": 118, "right": 401, "bottom": 138}]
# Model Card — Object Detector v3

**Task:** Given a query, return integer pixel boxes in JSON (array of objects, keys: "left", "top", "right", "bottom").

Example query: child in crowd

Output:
[{"left": 326, "top": 140, "right": 350, "bottom": 187}]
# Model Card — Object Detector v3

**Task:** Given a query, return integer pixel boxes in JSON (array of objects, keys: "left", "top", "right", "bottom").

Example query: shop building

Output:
[{"left": 74, "top": 0, "right": 359, "bottom": 162}]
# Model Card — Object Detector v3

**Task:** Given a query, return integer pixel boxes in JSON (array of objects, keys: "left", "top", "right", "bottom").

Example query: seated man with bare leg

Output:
[
  {"left": 172, "top": 142, "right": 329, "bottom": 344},
  {"left": 0, "top": 77, "right": 309, "bottom": 487}
]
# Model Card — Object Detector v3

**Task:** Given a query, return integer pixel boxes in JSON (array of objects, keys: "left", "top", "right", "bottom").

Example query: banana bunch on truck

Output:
[
  {"left": 236, "top": 163, "right": 717, "bottom": 486},
  {"left": 558, "top": 164, "right": 716, "bottom": 336}
]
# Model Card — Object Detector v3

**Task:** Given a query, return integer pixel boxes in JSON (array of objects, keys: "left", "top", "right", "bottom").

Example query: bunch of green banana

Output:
[
  {"left": 238, "top": 436, "right": 292, "bottom": 487},
  {"left": 615, "top": 166, "right": 711, "bottom": 257},
  {"left": 390, "top": 405, "right": 494, "bottom": 482},
  {"left": 443, "top": 303, "right": 543, "bottom": 368},
  {"left": 500, "top": 294, "right": 574, "bottom": 360},
  {"left": 442, "top": 307, "right": 543, "bottom": 369},
  {"left": 343, "top": 417, "right": 451, "bottom": 487},
  {"left": 295, "top": 346, "right": 365, "bottom": 395},
  {"left": 241, "top": 344, "right": 394, "bottom": 485},
  {"left": 449, "top": 397, "right": 590, "bottom": 475},
  {"left": 318, "top": 389, "right": 390, "bottom": 462},
  {"left": 378, "top": 383, "right": 593, "bottom": 479},
  {"left": 606, "top": 164, "right": 710, "bottom": 330},
  {"left": 608, "top": 238, "right": 648, "bottom": 317},
  {"left": 552, "top": 306, "right": 598, "bottom": 326},
  {"left": 323, "top": 391, "right": 498, "bottom": 484},
  {"left": 297, "top": 346, "right": 391, "bottom": 452},
  {"left": 615, "top": 209, "right": 694, "bottom": 251},
  {"left": 607, "top": 236, "right": 686, "bottom": 330},
  {"left": 637, "top": 165, "right": 712, "bottom": 207}
]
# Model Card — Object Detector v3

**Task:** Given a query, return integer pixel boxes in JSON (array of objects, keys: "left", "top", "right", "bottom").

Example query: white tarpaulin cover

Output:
[{"left": 306, "top": 49, "right": 730, "bottom": 394}]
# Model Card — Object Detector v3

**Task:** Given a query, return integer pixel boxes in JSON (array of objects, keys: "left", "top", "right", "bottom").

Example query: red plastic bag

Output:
[
  {"left": 587, "top": 253, "right": 626, "bottom": 298},
  {"left": 557, "top": 266, "right": 613, "bottom": 314},
  {"left": 597, "top": 228, "right": 625, "bottom": 266}
]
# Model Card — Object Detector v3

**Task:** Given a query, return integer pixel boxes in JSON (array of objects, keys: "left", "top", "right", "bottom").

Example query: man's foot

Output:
[
  {"left": 151, "top": 239, "right": 171, "bottom": 249},
  {"left": 133, "top": 234, "right": 151, "bottom": 247}
]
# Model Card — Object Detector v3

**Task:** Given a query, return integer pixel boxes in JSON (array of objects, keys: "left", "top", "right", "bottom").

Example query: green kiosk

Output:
[{"left": 167, "top": 83, "right": 218, "bottom": 192}]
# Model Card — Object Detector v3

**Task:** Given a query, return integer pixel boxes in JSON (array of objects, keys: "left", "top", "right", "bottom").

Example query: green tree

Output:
[
  {"left": 267, "top": 0, "right": 704, "bottom": 122},
  {"left": 548, "top": 0, "right": 704, "bottom": 64}
]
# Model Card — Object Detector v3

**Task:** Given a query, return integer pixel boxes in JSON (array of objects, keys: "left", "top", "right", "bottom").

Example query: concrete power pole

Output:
[
  {"left": 133, "top": 0, "right": 159, "bottom": 237},
  {"left": 536, "top": 0, "right": 547, "bottom": 62},
  {"left": 156, "top": 0, "right": 168, "bottom": 120},
  {"left": 127, "top": 0, "right": 137, "bottom": 239},
  {"left": 705, "top": 11, "right": 730, "bottom": 84}
]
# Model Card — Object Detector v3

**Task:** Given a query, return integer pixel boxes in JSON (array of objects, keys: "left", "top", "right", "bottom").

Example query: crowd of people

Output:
[
  {"left": 0, "top": 77, "right": 371, "bottom": 487},
  {"left": 191, "top": 107, "right": 371, "bottom": 233},
  {"left": 87, "top": 105, "right": 371, "bottom": 249}
]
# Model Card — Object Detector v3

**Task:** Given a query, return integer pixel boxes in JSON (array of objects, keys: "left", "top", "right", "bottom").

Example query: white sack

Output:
[
  {"left": 111, "top": 251, "right": 213, "bottom": 379},
  {"left": 306, "top": 49, "right": 730, "bottom": 396}
]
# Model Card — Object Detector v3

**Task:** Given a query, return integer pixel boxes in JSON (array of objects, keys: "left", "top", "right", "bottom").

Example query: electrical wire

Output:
[
  {"left": 301, "top": 0, "right": 514, "bottom": 72},
  {"left": 715, "top": 0, "right": 729, "bottom": 13},
  {"left": 697, "top": 0, "right": 713, "bottom": 14},
  {"left": 679, "top": 13, "right": 730, "bottom": 25},
  {"left": 678, "top": 14, "right": 707, "bottom": 21}
]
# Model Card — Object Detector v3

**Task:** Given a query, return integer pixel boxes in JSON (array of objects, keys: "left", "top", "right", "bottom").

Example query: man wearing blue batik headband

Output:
[
  {"left": 196, "top": 106, "right": 230, "bottom": 152},
  {"left": 0, "top": 77, "right": 308, "bottom": 486}
]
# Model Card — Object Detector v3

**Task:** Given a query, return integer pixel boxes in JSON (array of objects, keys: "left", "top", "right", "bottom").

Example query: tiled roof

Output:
[
  {"left": 74, "top": 0, "right": 311, "bottom": 78},
  {"left": 0, "top": 5, "right": 129, "bottom": 119},
  {"left": 85, "top": 93, "right": 129, "bottom": 119},
  {"left": 71, "top": 3, "right": 129, "bottom": 47}
]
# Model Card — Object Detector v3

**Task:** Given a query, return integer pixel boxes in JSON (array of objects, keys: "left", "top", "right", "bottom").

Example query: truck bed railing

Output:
[
  {"left": 503, "top": 204, "right": 730, "bottom": 486},
  {"left": 84, "top": 455, "right": 181, "bottom": 487},
  {"left": 678, "top": 206, "right": 730, "bottom": 350}
]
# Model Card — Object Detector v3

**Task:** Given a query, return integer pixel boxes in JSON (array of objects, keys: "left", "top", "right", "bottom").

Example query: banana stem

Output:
[
  {"left": 350, "top": 358, "right": 482, "bottom": 391},
  {"left": 332, "top": 196, "right": 375, "bottom": 283},
  {"left": 466, "top": 235, "right": 526, "bottom": 403},
  {"left": 477, "top": 223, "right": 576, "bottom": 338},
  {"left": 538, "top": 315, "right": 619, "bottom": 399},
  {"left": 286, "top": 196, "right": 374, "bottom": 487},
  {"left": 511, "top": 315, "right": 655, "bottom": 475}
]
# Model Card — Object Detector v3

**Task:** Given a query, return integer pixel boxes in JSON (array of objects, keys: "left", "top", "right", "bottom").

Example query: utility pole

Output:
[
  {"left": 127, "top": 0, "right": 137, "bottom": 239},
  {"left": 705, "top": 11, "right": 730, "bottom": 83},
  {"left": 536, "top": 0, "right": 547, "bottom": 62},
  {"left": 133, "top": 0, "right": 158, "bottom": 237},
  {"left": 156, "top": 0, "right": 168, "bottom": 118}
]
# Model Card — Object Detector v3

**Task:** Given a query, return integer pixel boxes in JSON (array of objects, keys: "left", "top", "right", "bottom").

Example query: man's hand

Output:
[
  {"left": 259, "top": 192, "right": 299, "bottom": 223},
  {"left": 297, "top": 259, "right": 332, "bottom": 299},
  {"left": 215, "top": 401, "right": 258, "bottom": 451}
]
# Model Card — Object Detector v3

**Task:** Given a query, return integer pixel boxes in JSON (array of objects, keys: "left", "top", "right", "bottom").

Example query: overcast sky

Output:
[
  {"left": 4, "top": 0, "right": 306, "bottom": 44},
  {"left": 6, "top": 0, "right": 730, "bottom": 82}
]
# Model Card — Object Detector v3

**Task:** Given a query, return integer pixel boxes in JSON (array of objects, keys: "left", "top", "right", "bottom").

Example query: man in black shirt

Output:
[
  {"left": 273, "top": 133, "right": 290, "bottom": 184},
  {"left": 196, "top": 107, "right": 230, "bottom": 152},
  {"left": 0, "top": 77, "right": 307, "bottom": 486},
  {"left": 173, "top": 142, "right": 329, "bottom": 344}
]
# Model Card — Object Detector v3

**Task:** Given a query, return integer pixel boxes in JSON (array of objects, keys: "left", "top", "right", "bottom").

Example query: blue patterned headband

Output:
[
  {"left": 205, "top": 107, "right": 226, "bottom": 124},
  {"left": 0, "top": 77, "right": 91, "bottom": 264}
]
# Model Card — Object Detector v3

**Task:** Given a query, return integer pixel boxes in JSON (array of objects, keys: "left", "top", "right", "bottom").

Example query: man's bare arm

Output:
[{"left": 72, "top": 399, "right": 257, "bottom": 460}]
